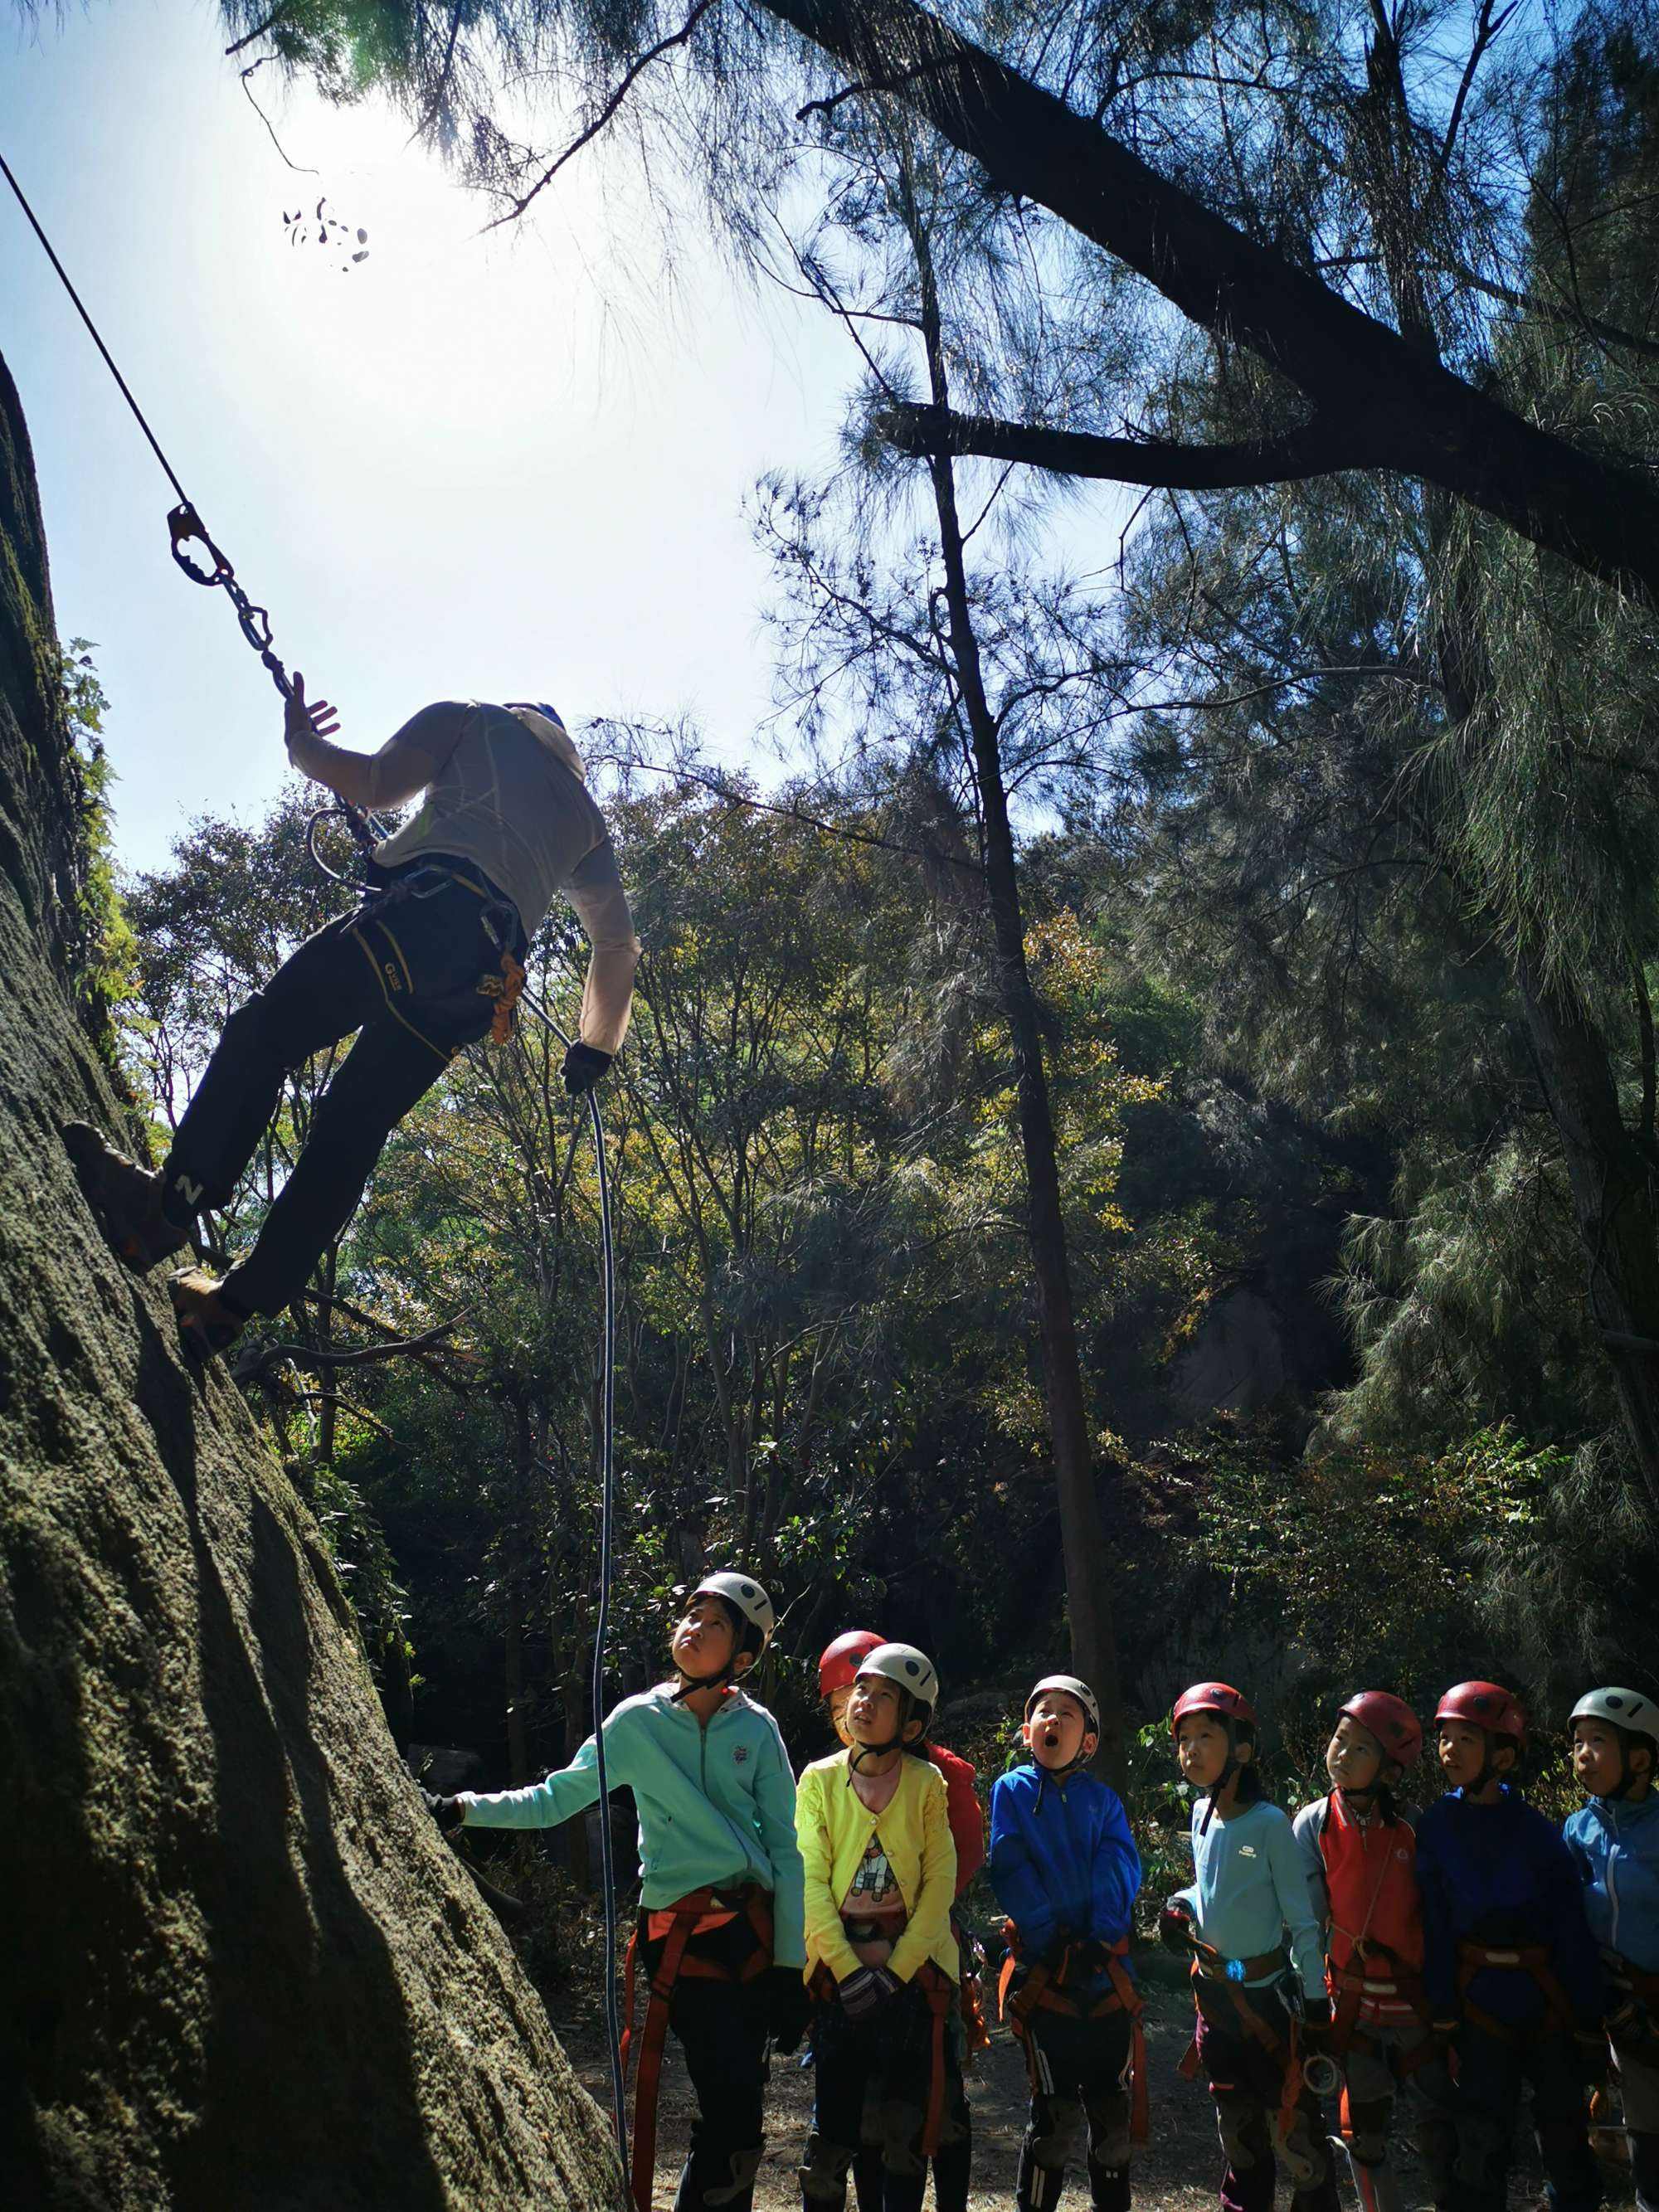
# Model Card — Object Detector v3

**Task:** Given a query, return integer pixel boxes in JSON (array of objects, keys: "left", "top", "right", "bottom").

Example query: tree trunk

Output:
[{"left": 901, "top": 167, "right": 1126, "bottom": 1772}]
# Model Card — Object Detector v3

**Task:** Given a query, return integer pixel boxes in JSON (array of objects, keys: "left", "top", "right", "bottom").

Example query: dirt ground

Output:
[{"left": 561, "top": 1969, "right": 1637, "bottom": 2209}]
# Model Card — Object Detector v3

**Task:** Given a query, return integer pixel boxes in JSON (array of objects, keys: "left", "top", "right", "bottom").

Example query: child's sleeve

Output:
[
  {"left": 462, "top": 1704, "right": 635, "bottom": 1829},
  {"left": 890, "top": 1765, "right": 958, "bottom": 1984},
  {"left": 1292, "top": 1801, "right": 1331, "bottom": 1935},
  {"left": 753, "top": 1718, "right": 807, "bottom": 1970},
  {"left": 1087, "top": 1784, "right": 1142, "bottom": 1946},
  {"left": 1538, "top": 1821, "right": 1604, "bottom": 2028},
  {"left": 988, "top": 1775, "right": 1058, "bottom": 1956},
  {"left": 1416, "top": 1812, "right": 1457, "bottom": 2019},
  {"left": 942, "top": 1755, "right": 986, "bottom": 1894},
  {"left": 795, "top": 1766, "right": 861, "bottom": 1984},
  {"left": 1266, "top": 1808, "right": 1327, "bottom": 2000}
]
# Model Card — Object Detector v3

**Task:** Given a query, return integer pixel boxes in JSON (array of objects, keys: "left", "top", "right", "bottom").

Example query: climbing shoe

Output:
[
  {"left": 169, "top": 1267, "right": 252, "bottom": 1359},
  {"left": 63, "top": 1121, "right": 191, "bottom": 1270}
]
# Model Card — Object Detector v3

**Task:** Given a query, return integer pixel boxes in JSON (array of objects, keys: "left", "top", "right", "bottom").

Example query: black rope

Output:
[{"left": 1, "top": 152, "right": 193, "bottom": 508}]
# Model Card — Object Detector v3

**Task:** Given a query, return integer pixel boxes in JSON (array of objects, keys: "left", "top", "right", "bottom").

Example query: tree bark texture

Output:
[{"left": 766, "top": 0, "right": 1659, "bottom": 604}]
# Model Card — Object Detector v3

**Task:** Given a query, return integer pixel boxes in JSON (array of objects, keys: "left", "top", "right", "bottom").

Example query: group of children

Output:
[{"left": 425, "top": 1574, "right": 1659, "bottom": 2212}]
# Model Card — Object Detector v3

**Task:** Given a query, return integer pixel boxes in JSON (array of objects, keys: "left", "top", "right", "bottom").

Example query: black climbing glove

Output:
[
  {"left": 765, "top": 1966, "right": 813, "bottom": 2055},
  {"left": 837, "top": 1965, "right": 901, "bottom": 2021},
  {"left": 1159, "top": 1901, "right": 1194, "bottom": 1956},
  {"left": 562, "top": 1041, "right": 613, "bottom": 1096},
  {"left": 424, "top": 1789, "right": 468, "bottom": 1835}
]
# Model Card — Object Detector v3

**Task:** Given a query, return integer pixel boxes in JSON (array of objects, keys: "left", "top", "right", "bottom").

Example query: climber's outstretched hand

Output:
[{"left": 285, "top": 670, "right": 341, "bottom": 760}]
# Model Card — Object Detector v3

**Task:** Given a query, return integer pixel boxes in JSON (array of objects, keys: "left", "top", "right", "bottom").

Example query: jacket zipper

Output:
[{"left": 1608, "top": 1804, "right": 1622, "bottom": 1956}]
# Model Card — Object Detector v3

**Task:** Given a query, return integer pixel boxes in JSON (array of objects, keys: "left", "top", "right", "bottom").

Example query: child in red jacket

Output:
[
  {"left": 818, "top": 1632, "right": 985, "bottom": 2212},
  {"left": 1292, "top": 1690, "right": 1449, "bottom": 2210}
]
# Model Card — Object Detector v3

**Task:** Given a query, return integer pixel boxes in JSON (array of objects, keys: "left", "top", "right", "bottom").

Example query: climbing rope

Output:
[
  {"left": 0, "top": 150, "right": 382, "bottom": 873},
  {"left": 508, "top": 979, "right": 629, "bottom": 2178}
]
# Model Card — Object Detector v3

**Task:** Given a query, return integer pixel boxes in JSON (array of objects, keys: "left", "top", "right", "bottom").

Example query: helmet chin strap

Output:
[
  {"left": 1199, "top": 1736, "right": 1238, "bottom": 1838},
  {"left": 671, "top": 1651, "right": 750, "bottom": 1704},
  {"left": 849, "top": 1694, "right": 915, "bottom": 1772}
]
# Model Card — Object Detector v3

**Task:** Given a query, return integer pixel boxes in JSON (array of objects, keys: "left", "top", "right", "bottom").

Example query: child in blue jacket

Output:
[
  {"left": 1417, "top": 1680, "right": 1603, "bottom": 2212},
  {"left": 989, "top": 1675, "right": 1143, "bottom": 2211},
  {"left": 1564, "top": 1685, "right": 1659, "bottom": 2212}
]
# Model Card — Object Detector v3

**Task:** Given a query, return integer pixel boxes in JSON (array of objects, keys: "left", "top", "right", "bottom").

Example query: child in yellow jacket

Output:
[{"left": 795, "top": 1641, "right": 963, "bottom": 2212}]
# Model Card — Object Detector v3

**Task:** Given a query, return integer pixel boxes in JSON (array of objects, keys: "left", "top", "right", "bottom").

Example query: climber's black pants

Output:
[{"left": 163, "top": 861, "right": 516, "bottom": 1315}]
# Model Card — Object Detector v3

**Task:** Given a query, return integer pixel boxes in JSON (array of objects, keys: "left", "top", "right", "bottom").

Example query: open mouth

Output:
[{"left": 1040, "top": 1727, "right": 1062, "bottom": 1752}]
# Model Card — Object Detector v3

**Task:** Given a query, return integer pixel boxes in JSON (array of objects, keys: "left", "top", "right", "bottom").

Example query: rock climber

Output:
[{"left": 69, "top": 683, "right": 639, "bottom": 1353}]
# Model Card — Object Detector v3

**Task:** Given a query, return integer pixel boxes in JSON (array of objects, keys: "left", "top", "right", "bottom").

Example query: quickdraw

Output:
[
  {"left": 998, "top": 1924, "right": 1150, "bottom": 2144},
  {"left": 620, "top": 1885, "right": 773, "bottom": 2212}
]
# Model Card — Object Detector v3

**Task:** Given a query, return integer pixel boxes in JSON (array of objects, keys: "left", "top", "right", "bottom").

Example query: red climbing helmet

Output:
[
  {"left": 1171, "top": 1681, "right": 1258, "bottom": 1738},
  {"left": 818, "top": 1630, "right": 884, "bottom": 1698},
  {"left": 1436, "top": 1680, "right": 1526, "bottom": 1748},
  {"left": 1340, "top": 1691, "right": 1423, "bottom": 1769}
]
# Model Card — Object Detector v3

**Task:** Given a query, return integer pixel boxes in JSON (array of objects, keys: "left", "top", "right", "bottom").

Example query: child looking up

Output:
[
  {"left": 1416, "top": 1680, "right": 1604, "bottom": 2212},
  {"left": 1293, "top": 1691, "right": 1443, "bottom": 2212},
  {"left": 1160, "top": 1681, "right": 1336, "bottom": 2212},
  {"left": 816, "top": 1632, "right": 985, "bottom": 2212},
  {"left": 1564, "top": 1685, "right": 1659, "bottom": 2212},
  {"left": 429, "top": 1573, "right": 807, "bottom": 2212},
  {"left": 795, "top": 1643, "right": 963, "bottom": 2212},
  {"left": 989, "top": 1674, "right": 1145, "bottom": 2211}
]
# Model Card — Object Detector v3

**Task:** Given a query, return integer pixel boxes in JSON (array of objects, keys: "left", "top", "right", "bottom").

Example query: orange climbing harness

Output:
[
  {"left": 998, "top": 1924, "right": 1150, "bottom": 2144},
  {"left": 620, "top": 1885, "right": 773, "bottom": 2212},
  {"left": 1454, "top": 1939, "right": 1580, "bottom": 2047},
  {"left": 1174, "top": 1940, "right": 1303, "bottom": 2150},
  {"left": 806, "top": 1956, "right": 959, "bottom": 2157}
]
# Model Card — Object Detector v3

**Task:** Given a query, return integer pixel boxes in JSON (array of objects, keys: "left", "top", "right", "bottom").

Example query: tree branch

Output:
[
  {"left": 232, "top": 1312, "right": 470, "bottom": 1385},
  {"left": 755, "top": 0, "right": 1659, "bottom": 605},
  {"left": 878, "top": 401, "right": 1389, "bottom": 486},
  {"left": 483, "top": 0, "right": 716, "bottom": 230}
]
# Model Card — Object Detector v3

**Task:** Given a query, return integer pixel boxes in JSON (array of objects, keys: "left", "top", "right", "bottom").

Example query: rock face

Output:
[{"left": 0, "top": 356, "right": 622, "bottom": 2209}]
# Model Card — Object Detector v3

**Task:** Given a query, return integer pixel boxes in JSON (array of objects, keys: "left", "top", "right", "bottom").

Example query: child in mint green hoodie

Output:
[{"left": 430, "top": 1572, "right": 808, "bottom": 2212}]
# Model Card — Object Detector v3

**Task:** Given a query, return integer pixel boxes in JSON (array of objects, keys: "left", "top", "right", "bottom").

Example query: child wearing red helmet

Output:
[
  {"left": 1292, "top": 1691, "right": 1444, "bottom": 2210},
  {"left": 1161, "top": 1682, "right": 1338, "bottom": 2212},
  {"left": 815, "top": 1632, "right": 985, "bottom": 2212},
  {"left": 1416, "top": 1680, "right": 1604, "bottom": 2212}
]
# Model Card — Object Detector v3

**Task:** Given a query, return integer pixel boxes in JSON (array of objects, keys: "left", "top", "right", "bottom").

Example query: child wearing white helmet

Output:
[
  {"left": 426, "top": 1573, "right": 806, "bottom": 2212},
  {"left": 1564, "top": 1685, "right": 1659, "bottom": 2212},
  {"left": 795, "top": 1641, "right": 966, "bottom": 2211},
  {"left": 989, "top": 1675, "right": 1144, "bottom": 2211}
]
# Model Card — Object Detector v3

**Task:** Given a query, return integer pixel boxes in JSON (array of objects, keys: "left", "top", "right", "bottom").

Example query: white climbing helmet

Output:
[
  {"left": 855, "top": 1641, "right": 940, "bottom": 1711},
  {"left": 691, "top": 1572, "right": 776, "bottom": 1653},
  {"left": 1025, "top": 1675, "right": 1102, "bottom": 1738},
  {"left": 1571, "top": 1687, "right": 1657, "bottom": 1741}
]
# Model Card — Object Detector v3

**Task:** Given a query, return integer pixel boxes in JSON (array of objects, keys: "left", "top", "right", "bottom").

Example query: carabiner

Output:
[{"left": 167, "top": 501, "right": 233, "bottom": 587}]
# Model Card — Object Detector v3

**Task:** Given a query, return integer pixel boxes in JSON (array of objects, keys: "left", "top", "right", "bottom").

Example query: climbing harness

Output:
[
  {"left": 998, "top": 1926, "right": 1150, "bottom": 2144},
  {"left": 620, "top": 1885, "right": 774, "bottom": 2212},
  {"left": 0, "top": 152, "right": 383, "bottom": 877},
  {"left": 807, "top": 1957, "right": 959, "bottom": 2158}
]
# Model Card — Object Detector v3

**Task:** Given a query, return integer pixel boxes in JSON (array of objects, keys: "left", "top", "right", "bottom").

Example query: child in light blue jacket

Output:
[
  {"left": 430, "top": 1573, "right": 806, "bottom": 2212},
  {"left": 1565, "top": 1686, "right": 1659, "bottom": 2212}
]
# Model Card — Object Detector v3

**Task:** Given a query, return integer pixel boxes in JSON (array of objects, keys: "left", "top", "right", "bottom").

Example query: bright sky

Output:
[{"left": 1, "top": 0, "right": 857, "bottom": 873}]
